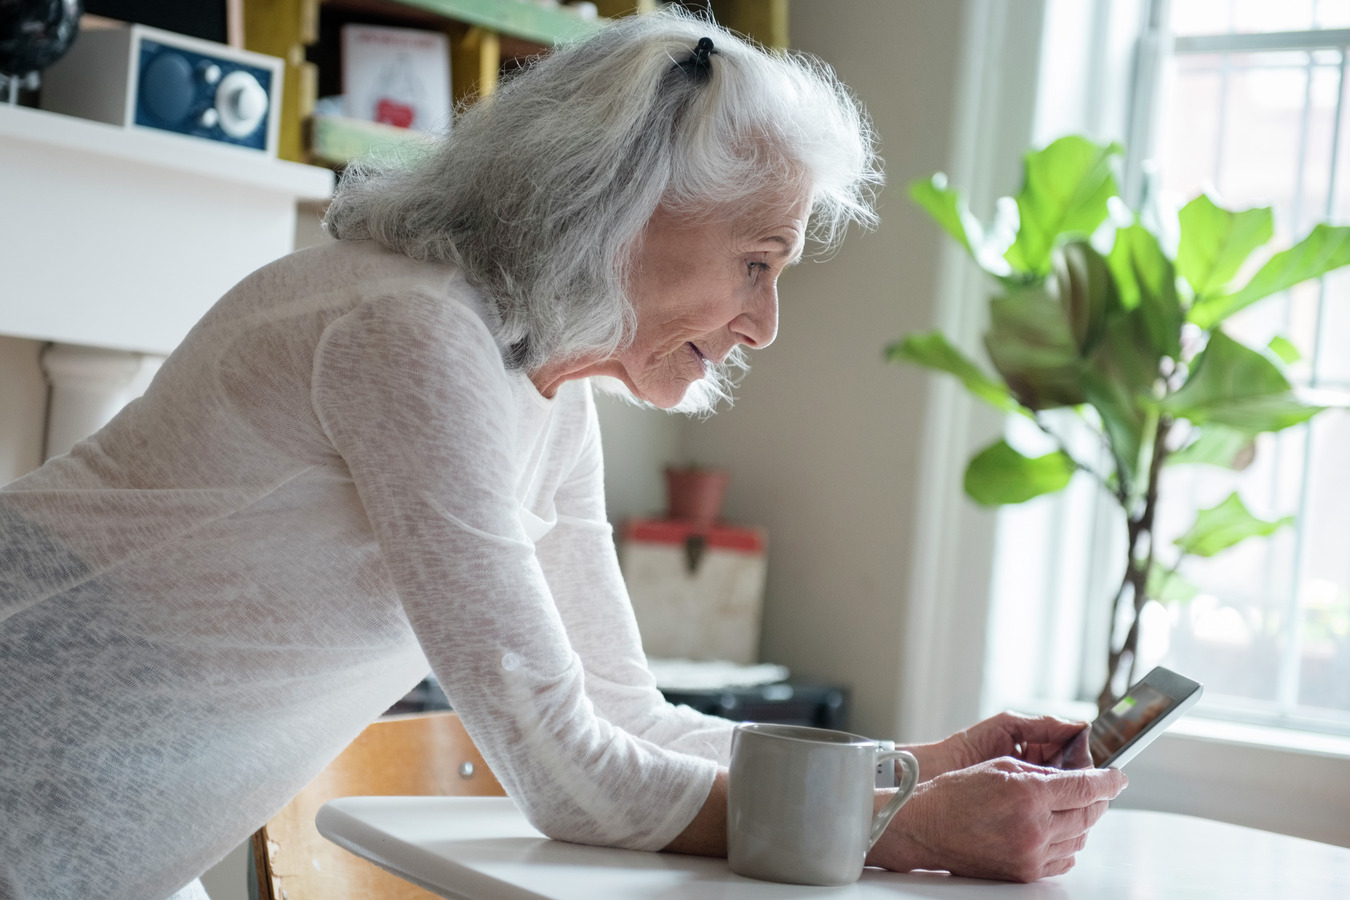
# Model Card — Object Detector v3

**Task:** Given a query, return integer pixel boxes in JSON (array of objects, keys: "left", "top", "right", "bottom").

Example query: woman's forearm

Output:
[{"left": 660, "top": 769, "right": 728, "bottom": 856}]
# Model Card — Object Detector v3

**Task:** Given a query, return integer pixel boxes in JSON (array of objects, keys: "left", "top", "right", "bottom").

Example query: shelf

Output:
[
  {"left": 310, "top": 114, "right": 439, "bottom": 166},
  {"left": 0, "top": 103, "right": 333, "bottom": 199},
  {"left": 388, "top": 0, "right": 605, "bottom": 46}
]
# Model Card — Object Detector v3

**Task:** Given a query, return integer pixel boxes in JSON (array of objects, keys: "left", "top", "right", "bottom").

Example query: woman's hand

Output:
[
  {"left": 904, "top": 711, "right": 1093, "bottom": 780},
  {"left": 867, "top": 758, "right": 1127, "bottom": 882}
]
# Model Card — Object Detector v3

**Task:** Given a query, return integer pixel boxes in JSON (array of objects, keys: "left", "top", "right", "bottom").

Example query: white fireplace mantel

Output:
[
  {"left": 0, "top": 102, "right": 334, "bottom": 462},
  {"left": 0, "top": 102, "right": 334, "bottom": 355}
]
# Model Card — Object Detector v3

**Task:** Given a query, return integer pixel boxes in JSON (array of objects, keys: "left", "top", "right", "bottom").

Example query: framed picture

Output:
[{"left": 341, "top": 24, "right": 451, "bottom": 134}]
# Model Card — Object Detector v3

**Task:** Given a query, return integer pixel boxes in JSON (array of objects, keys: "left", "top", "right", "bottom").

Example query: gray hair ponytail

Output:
[{"left": 324, "top": 6, "right": 881, "bottom": 385}]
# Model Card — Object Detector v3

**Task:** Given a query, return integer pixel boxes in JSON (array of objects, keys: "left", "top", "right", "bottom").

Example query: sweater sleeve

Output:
[
  {"left": 533, "top": 387, "right": 736, "bottom": 766},
  {"left": 310, "top": 291, "right": 716, "bottom": 851}
]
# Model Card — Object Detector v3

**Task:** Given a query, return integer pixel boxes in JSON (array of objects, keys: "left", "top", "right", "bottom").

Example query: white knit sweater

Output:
[{"left": 0, "top": 240, "right": 734, "bottom": 900}]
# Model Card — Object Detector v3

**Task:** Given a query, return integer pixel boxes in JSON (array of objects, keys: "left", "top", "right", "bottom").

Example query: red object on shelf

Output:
[
  {"left": 623, "top": 518, "right": 764, "bottom": 553},
  {"left": 619, "top": 516, "right": 768, "bottom": 664},
  {"left": 663, "top": 466, "right": 730, "bottom": 526}
]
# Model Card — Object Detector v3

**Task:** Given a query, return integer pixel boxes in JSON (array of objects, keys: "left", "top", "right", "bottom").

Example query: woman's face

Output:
[{"left": 612, "top": 194, "right": 810, "bottom": 409}]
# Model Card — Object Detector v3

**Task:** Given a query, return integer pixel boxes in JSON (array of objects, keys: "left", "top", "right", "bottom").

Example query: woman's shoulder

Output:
[
  {"left": 230, "top": 240, "right": 490, "bottom": 336},
  {"left": 280, "top": 239, "right": 465, "bottom": 298},
  {"left": 300, "top": 242, "right": 512, "bottom": 378}
]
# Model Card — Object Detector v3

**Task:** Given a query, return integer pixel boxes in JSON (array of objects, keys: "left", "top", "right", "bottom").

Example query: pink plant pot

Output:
[{"left": 664, "top": 467, "right": 730, "bottom": 526}]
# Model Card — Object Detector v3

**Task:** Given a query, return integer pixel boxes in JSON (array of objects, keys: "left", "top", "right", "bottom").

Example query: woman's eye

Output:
[{"left": 747, "top": 260, "right": 771, "bottom": 276}]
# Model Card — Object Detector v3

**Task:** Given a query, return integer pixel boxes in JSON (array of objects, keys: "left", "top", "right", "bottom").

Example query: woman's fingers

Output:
[
  {"left": 1038, "top": 831, "right": 1091, "bottom": 880},
  {"left": 963, "top": 711, "right": 1093, "bottom": 767},
  {"left": 1046, "top": 767, "right": 1128, "bottom": 811},
  {"left": 1047, "top": 799, "right": 1111, "bottom": 843},
  {"left": 1047, "top": 831, "right": 1090, "bottom": 858},
  {"left": 1038, "top": 853, "right": 1078, "bottom": 879}
]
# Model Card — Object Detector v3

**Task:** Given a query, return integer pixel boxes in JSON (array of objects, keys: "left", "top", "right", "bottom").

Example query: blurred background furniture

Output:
[
  {"left": 392, "top": 673, "right": 849, "bottom": 731},
  {"left": 252, "top": 711, "right": 503, "bottom": 900}
]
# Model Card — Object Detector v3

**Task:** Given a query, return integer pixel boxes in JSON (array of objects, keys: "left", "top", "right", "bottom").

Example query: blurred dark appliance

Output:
[
  {"left": 40, "top": 23, "right": 281, "bottom": 153},
  {"left": 390, "top": 676, "right": 849, "bottom": 731},
  {"left": 82, "top": 0, "right": 240, "bottom": 46},
  {"left": 659, "top": 681, "right": 849, "bottom": 730}
]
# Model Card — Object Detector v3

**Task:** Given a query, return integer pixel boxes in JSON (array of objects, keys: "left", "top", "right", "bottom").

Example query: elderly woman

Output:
[{"left": 0, "top": 10, "right": 1123, "bottom": 899}]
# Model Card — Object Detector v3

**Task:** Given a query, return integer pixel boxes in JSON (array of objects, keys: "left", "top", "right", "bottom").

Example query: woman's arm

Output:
[
  {"left": 662, "top": 769, "right": 728, "bottom": 855},
  {"left": 533, "top": 388, "right": 735, "bottom": 763},
  {"left": 312, "top": 291, "right": 717, "bottom": 851}
]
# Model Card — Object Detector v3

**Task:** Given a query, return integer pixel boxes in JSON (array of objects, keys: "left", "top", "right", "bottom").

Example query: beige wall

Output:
[{"left": 670, "top": 0, "right": 969, "bottom": 738}]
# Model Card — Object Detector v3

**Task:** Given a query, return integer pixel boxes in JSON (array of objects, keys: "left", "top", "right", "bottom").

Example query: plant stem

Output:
[
  {"left": 1098, "top": 415, "right": 1172, "bottom": 712},
  {"left": 1033, "top": 413, "right": 1125, "bottom": 504}
]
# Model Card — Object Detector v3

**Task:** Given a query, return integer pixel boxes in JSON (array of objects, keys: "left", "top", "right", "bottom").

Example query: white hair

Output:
[{"left": 324, "top": 7, "right": 881, "bottom": 411}]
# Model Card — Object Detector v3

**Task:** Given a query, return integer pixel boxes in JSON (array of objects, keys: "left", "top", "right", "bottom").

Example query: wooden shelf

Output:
[
  {"left": 244, "top": 0, "right": 788, "bottom": 166},
  {"left": 310, "top": 113, "right": 438, "bottom": 166},
  {"left": 246, "top": 0, "right": 611, "bottom": 164},
  {"left": 388, "top": 0, "right": 603, "bottom": 46}
]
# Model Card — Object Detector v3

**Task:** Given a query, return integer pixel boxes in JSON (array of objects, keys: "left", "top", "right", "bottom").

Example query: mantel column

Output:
[{"left": 40, "top": 343, "right": 164, "bottom": 460}]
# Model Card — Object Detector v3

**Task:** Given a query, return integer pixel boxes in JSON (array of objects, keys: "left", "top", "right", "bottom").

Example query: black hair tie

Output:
[{"left": 676, "top": 36, "right": 717, "bottom": 81}]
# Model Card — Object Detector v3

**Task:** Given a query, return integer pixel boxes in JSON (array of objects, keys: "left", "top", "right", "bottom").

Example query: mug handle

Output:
[{"left": 868, "top": 749, "right": 920, "bottom": 849}]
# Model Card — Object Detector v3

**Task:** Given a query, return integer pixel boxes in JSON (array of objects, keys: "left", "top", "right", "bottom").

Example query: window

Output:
[
  {"left": 987, "top": 0, "right": 1350, "bottom": 735},
  {"left": 1139, "top": 0, "right": 1350, "bottom": 730}
]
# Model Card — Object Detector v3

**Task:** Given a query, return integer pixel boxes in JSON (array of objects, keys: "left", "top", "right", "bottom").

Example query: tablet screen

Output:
[{"left": 1088, "top": 683, "right": 1174, "bottom": 767}]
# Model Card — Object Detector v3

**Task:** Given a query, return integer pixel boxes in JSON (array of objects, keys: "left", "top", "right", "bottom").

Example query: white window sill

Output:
[
  {"left": 999, "top": 696, "right": 1350, "bottom": 848},
  {"left": 1011, "top": 696, "right": 1350, "bottom": 760}
]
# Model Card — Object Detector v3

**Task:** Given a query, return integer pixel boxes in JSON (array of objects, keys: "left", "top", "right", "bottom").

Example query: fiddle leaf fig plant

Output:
[{"left": 890, "top": 135, "right": 1350, "bottom": 711}]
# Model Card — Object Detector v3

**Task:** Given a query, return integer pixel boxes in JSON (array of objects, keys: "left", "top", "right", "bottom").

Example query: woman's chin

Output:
[{"left": 587, "top": 374, "right": 690, "bottom": 410}]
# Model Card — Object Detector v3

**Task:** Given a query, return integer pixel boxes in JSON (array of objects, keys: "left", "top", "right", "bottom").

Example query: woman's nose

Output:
[{"left": 732, "top": 286, "right": 779, "bottom": 349}]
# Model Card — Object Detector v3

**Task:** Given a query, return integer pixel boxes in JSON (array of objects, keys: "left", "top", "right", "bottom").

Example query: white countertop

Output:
[{"left": 317, "top": 795, "right": 1350, "bottom": 899}]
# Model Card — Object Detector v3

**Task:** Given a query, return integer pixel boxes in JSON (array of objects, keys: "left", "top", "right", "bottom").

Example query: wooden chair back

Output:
[{"left": 252, "top": 710, "right": 504, "bottom": 900}]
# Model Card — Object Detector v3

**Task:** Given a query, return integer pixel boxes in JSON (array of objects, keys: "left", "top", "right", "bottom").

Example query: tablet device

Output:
[{"left": 1088, "top": 666, "right": 1203, "bottom": 768}]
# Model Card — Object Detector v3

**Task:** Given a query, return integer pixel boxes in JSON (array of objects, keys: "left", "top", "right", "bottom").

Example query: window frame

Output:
[{"left": 909, "top": 0, "right": 1350, "bottom": 848}]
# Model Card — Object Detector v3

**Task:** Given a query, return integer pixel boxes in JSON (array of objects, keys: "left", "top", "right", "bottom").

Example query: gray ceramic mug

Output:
[{"left": 727, "top": 723, "right": 920, "bottom": 886}]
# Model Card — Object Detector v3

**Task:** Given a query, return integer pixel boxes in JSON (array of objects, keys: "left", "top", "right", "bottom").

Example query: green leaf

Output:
[
  {"left": 1081, "top": 309, "right": 1163, "bottom": 491},
  {"left": 984, "top": 282, "right": 1087, "bottom": 409},
  {"left": 1167, "top": 424, "right": 1256, "bottom": 469},
  {"left": 1173, "top": 492, "right": 1294, "bottom": 558},
  {"left": 909, "top": 174, "right": 983, "bottom": 258},
  {"left": 1161, "top": 330, "right": 1323, "bottom": 433},
  {"left": 1056, "top": 241, "right": 1116, "bottom": 355},
  {"left": 885, "top": 331, "right": 1026, "bottom": 415},
  {"left": 1176, "top": 195, "right": 1274, "bottom": 300},
  {"left": 963, "top": 438, "right": 1076, "bottom": 506},
  {"left": 1147, "top": 566, "right": 1201, "bottom": 605},
  {"left": 1005, "top": 136, "right": 1123, "bottom": 277},
  {"left": 1191, "top": 224, "right": 1350, "bottom": 328},
  {"left": 1106, "top": 225, "right": 1183, "bottom": 360},
  {"left": 1267, "top": 335, "right": 1301, "bottom": 365}
]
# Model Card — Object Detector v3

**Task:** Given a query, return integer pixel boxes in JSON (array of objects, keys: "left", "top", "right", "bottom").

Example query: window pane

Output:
[
  {"left": 1141, "top": 14, "right": 1350, "bottom": 726},
  {"left": 1296, "top": 412, "right": 1350, "bottom": 712},
  {"left": 1147, "top": 430, "right": 1304, "bottom": 707},
  {"left": 1158, "top": 52, "right": 1338, "bottom": 230},
  {"left": 1169, "top": 0, "right": 1348, "bottom": 35}
]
